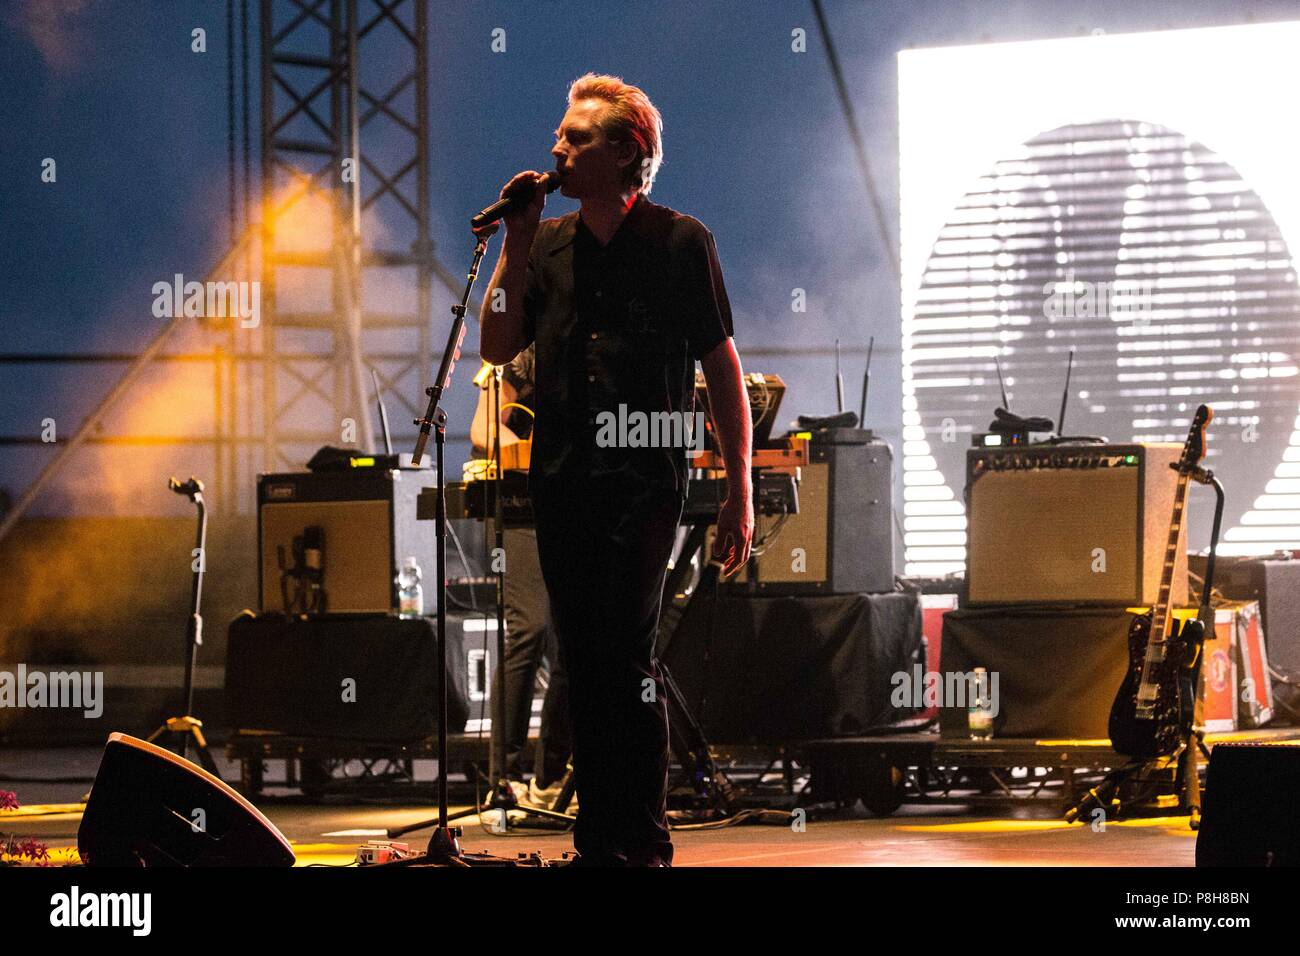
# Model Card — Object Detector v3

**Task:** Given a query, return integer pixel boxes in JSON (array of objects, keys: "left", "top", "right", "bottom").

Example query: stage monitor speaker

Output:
[
  {"left": 258, "top": 469, "right": 433, "bottom": 615},
  {"left": 965, "top": 443, "right": 1188, "bottom": 606},
  {"left": 722, "top": 428, "right": 894, "bottom": 594},
  {"left": 1196, "top": 741, "right": 1300, "bottom": 866},
  {"left": 78, "top": 733, "right": 295, "bottom": 867}
]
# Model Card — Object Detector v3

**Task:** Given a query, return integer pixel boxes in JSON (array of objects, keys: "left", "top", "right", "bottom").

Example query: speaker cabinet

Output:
[
  {"left": 258, "top": 469, "right": 433, "bottom": 615},
  {"left": 1197, "top": 741, "right": 1300, "bottom": 866},
  {"left": 966, "top": 443, "right": 1188, "bottom": 606},
  {"left": 78, "top": 733, "right": 295, "bottom": 867},
  {"left": 1193, "top": 555, "right": 1300, "bottom": 687},
  {"left": 225, "top": 613, "right": 469, "bottom": 740},
  {"left": 660, "top": 590, "right": 921, "bottom": 742},
  {"left": 723, "top": 429, "right": 894, "bottom": 594}
]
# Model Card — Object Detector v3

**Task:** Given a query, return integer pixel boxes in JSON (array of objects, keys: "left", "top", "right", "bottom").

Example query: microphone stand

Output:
[
  {"left": 402, "top": 223, "right": 565, "bottom": 865},
  {"left": 407, "top": 223, "right": 496, "bottom": 864},
  {"left": 146, "top": 476, "right": 221, "bottom": 778}
]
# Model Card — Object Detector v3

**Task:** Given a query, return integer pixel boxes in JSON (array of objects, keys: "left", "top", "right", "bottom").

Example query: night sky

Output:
[{"left": 1, "top": 0, "right": 1293, "bottom": 516}]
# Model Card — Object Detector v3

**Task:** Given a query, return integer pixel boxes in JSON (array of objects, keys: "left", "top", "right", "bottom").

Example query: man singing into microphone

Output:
[{"left": 479, "top": 73, "right": 753, "bottom": 866}]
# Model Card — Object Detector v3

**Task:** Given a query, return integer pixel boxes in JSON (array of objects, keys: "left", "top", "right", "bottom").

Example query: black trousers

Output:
[
  {"left": 531, "top": 478, "right": 682, "bottom": 864},
  {"left": 500, "top": 526, "right": 570, "bottom": 787}
]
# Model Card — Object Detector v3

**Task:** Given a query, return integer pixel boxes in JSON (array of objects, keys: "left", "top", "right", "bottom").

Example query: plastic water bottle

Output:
[
  {"left": 968, "top": 667, "right": 994, "bottom": 740},
  {"left": 396, "top": 557, "right": 423, "bottom": 618}
]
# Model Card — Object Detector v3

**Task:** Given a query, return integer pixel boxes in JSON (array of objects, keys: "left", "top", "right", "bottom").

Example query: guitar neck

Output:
[
  {"left": 1132, "top": 405, "right": 1209, "bottom": 716},
  {"left": 1151, "top": 475, "right": 1189, "bottom": 638},
  {"left": 1137, "top": 468, "right": 1190, "bottom": 700}
]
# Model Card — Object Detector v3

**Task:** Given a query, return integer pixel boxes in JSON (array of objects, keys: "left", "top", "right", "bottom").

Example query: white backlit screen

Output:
[{"left": 899, "top": 22, "right": 1300, "bottom": 575}]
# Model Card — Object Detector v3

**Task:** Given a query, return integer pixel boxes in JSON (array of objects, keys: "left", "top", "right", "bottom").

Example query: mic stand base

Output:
[
  {"left": 423, "top": 824, "right": 464, "bottom": 864},
  {"left": 145, "top": 715, "right": 222, "bottom": 779}
]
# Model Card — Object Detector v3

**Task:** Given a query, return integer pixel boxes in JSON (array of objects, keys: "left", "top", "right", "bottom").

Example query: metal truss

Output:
[{"left": 259, "top": 0, "right": 433, "bottom": 473}]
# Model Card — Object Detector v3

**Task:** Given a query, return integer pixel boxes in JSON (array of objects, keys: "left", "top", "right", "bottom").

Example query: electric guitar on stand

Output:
[{"left": 1108, "top": 404, "right": 1213, "bottom": 759}]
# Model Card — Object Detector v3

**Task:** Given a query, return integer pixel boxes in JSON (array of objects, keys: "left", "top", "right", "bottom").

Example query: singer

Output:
[{"left": 479, "top": 73, "right": 754, "bottom": 866}]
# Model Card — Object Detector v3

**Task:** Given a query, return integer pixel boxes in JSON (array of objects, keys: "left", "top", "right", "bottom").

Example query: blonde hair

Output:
[{"left": 567, "top": 73, "right": 663, "bottom": 195}]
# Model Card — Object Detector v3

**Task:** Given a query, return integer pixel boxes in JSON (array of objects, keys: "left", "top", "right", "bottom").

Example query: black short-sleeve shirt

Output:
[{"left": 519, "top": 194, "right": 733, "bottom": 497}]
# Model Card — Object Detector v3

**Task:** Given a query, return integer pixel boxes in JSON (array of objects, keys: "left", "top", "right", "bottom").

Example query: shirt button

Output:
[
  {"left": 595, "top": 290, "right": 603, "bottom": 298},
  {"left": 587, "top": 374, "right": 596, "bottom": 382}
]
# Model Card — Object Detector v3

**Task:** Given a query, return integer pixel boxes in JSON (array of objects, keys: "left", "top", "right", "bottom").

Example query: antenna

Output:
[
  {"left": 1057, "top": 348, "right": 1075, "bottom": 437},
  {"left": 859, "top": 335, "right": 874, "bottom": 426},
  {"left": 835, "top": 339, "right": 845, "bottom": 413},
  {"left": 370, "top": 366, "right": 393, "bottom": 456},
  {"left": 994, "top": 355, "right": 1010, "bottom": 410}
]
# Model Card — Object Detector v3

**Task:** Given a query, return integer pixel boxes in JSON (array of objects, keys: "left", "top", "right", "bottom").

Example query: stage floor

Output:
[{"left": 2, "top": 746, "right": 1201, "bottom": 867}]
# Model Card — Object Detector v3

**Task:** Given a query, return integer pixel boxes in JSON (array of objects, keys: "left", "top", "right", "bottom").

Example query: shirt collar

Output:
[{"left": 550, "top": 194, "right": 647, "bottom": 255}]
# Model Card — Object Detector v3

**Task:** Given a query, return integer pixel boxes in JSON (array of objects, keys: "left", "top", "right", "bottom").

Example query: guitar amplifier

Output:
[
  {"left": 719, "top": 428, "right": 894, "bottom": 594},
  {"left": 258, "top": 469, "right": 434, "bottom": 615},
  {"left": 965, "top": 443, "right": 1188, "bottom": 606}
]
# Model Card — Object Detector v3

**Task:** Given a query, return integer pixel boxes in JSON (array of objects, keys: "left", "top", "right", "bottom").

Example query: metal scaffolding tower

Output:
[
  {"left": 0, "top": 0, "right": 445, "bottom": 542},
  {"left": 258, "top": 0, "right": 433, "bottom": 473}
]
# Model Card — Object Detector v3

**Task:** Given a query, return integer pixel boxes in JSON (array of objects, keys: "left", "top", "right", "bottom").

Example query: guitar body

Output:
[{"left": 1108, "top": 612, "right": 1201, "bottom": 758}]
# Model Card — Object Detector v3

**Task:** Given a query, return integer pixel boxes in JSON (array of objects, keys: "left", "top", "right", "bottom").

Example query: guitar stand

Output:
[
  {"left": 1066, "top": 468, "right": 1224, "bottom": 830},
  {"left": 1176, "top": 728, "right": 1214, "bottom": 830}
]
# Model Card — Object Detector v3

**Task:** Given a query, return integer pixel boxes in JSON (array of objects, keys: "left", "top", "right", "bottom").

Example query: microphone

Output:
[
  {"left": 471, "top": 170, "right": 564, "bottom": 230},
  {"left": 168, "top": 476, "right": 204, "bottom": 498}
]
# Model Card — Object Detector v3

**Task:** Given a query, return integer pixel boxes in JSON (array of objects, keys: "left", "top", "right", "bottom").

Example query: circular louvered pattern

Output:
[{"left": 903, "top": 119, "right": 1300, "bottom": 575}]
